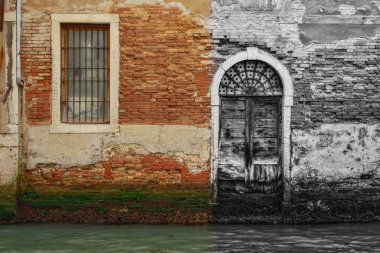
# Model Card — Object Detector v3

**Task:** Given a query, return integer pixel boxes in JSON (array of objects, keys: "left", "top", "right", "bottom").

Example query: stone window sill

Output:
[{"left": 49, "top": 123, "right": 120, "bottom": 134}]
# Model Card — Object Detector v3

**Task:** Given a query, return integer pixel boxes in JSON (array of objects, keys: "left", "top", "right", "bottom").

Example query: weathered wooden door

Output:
[{"left": 217, "top": 60, "right": 283, "bottom": 194}]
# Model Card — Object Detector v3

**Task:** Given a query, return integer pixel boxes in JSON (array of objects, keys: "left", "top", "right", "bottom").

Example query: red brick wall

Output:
[
  {"left": 22, "top": 4, "right": 212, "bottom": 126},
  {"left": 118, "top": 5, "right": 211, "bottom": 126},
  {"left": 22, "top": 14, "right": 52, "bottom": 125}
]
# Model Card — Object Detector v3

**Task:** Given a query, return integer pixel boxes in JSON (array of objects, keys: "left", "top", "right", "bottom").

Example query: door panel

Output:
[
  {"left": 218, "top": 98, "right": 246, "bottom": 182},
  {"left": 218, "top": 164, "right": 245, "bottom": 180},
  {"left": 252, "top": 138, "right": 278, "bottom": 153},
  {"left": 220, "top": 128, "right": 245, "bottom": 138},
  {"left": 220, "top": 118, "right": 245, "bottom": 129},
  {"left": 218, "top": 97, "right": 282, "bottom": 193},
  {"left": 253, "top": 119, "right": 278, "bottom": 128},
  {"left": 254, "top": 128, "right": 278, "bottom": 138}
]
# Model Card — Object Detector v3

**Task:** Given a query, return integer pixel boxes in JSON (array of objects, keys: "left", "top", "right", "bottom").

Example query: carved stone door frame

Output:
[{"left": 210, "top": 47, "right": 294, "bottom": 204}]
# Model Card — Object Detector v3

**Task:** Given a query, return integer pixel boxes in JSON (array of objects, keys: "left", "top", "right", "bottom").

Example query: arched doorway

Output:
[
  {"left": 211, "top": 48, "right": 293, "bottom": 201},
  {"left": 218, "top": 59, "right": 283, "bottom": 193}
]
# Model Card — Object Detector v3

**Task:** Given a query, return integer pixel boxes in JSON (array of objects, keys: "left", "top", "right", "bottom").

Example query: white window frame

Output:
[{"left": 50, "top": 14, "right": 120, "bottom": 134}]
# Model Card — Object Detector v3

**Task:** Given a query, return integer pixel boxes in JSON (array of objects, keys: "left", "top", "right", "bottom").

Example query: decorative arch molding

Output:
[{"left": 210, "top": 47, "right": 294, "bottom": 202}]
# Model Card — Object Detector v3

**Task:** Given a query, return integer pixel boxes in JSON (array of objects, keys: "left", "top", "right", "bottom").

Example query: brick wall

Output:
[
  {"left": 22, "top": 4, "right": 212, "bottom": 126},
  {"left": 292, "top": 39, "right": 380, "bottom": 128},
  {"left": 21, "top": 13, "right": 51, "bottom": 125},
  {"left": 117, "top": 5, "right": 211, "bottom": 126},
  {"left": 212, "top": 1, "right": 380, "bottom": 129},
  {"left": 21, "top": 2, "right": 212, "bottom": 191}
]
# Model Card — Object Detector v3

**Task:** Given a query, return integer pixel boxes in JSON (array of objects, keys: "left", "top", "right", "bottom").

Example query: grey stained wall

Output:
[{"left": 212, "top": 0, "right": 380, "bottom": 221}]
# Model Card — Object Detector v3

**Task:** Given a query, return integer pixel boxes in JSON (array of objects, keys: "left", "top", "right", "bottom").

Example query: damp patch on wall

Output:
[{"left": 292, "top": 124, "right": 380, "bottom": 180}]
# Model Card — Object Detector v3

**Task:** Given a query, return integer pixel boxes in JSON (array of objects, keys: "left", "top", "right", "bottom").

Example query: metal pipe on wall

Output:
[
  {"left": 16, "top": 0, "right": 23, "bottom": 87},
  {"left": 16, "top": 0, "right": 26, "bottom": 192}
]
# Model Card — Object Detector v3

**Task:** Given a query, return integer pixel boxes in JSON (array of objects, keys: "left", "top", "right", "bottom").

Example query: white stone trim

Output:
[
  {"left": 4, "top": 12, "right": 16, "bottom": 22},
  {"left": 210, "top": 47, "right": 294, "bottom": 196},
  {"left": 51, "top": 14, "right": 120, "bottom": 24},
  {"left": 220, "top": 51, "right": 248, "bottom": 71},
  {"left": 247, "top": 47, "right": 258, "bottom": 60},
  {"left": 0, "top": 18, "right": 18, "bottom": 134},
  {"left": 50, "top": 14, "right": 120, "bottom": 134}
]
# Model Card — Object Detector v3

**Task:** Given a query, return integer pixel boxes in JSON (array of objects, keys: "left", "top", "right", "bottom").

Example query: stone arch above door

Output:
[{"left": 210, "top": 47, "right": 294, "bottom": 199}]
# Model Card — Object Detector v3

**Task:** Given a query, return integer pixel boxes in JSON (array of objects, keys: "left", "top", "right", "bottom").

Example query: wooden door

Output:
[{"left": 218, "top": 97, "right": 282, "bottom": 193}]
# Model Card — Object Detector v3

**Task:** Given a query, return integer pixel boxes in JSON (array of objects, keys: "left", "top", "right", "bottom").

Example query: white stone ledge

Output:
[
  {"left": 51, "top": 14, "right": 119, "bottom": 23},
  {"left": 50, "top": 124, "right": 120, "bottom": 134}
]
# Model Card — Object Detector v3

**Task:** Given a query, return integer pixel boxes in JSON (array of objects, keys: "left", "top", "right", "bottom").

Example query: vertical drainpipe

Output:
[
  {"left": 16, "top": 0, "right": 23, "bottom": 88},
  {"left": 16, "top": 0, "right": 25, "bottom": 196}
]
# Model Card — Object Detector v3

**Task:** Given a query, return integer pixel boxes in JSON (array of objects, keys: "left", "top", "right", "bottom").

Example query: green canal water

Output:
[{"left": 1, "top": 223, "right": 380, "bottom": 252}]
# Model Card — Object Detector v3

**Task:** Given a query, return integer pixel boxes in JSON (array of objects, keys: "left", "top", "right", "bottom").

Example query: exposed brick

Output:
[
  {"left": 22, "top": 4, "right": 212, "bottom": 127},
  {"left": 118, "top": 5, "right": 212, "bottom": 126}
]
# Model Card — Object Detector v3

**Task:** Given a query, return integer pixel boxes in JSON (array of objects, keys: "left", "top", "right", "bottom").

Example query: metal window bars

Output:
[
  {"left": 219, "top": 60, "right": 283, "bottom": 97},
  {"left": 61, "top": 24, "right": 110, "bottom": 124}
]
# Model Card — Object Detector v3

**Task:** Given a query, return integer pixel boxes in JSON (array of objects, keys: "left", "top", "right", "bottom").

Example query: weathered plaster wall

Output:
[
  {"left": 212, "top": 0, "right": 380, "bottom": 221},
  {"left": 0, "top": 134, "right": 18, "bottom": 185},
  {"left": 0, "top": 3, "right": 18, "bottom": 218},
  {"left": 292, "top": 124, "right": 380, "bottom": 179},
  {"left": 212, "top": 0, "right": 305, "bottom": 55},
  {"left": 27, "top": 125, "right": 210, "bottom": 169},
  {"left": 20, "top": 0, "right": 212, "bottom": 190},
  {"left": 300, "top": 24, "right": 380, "bottom": 44},
  {"left": 291, "top": 124, "right": 380, "bottom": 223},
  {"left": 0, "top": 21, "right": 17, "bottom": 133},
  {"left": 26, "top": 125, "right": 210, "bottom": 188},
  {"left": 4, "top": 0, "right": 16, "bottom": 12},
  {"left": 301, "top": 0, "right": 380, "bottom": 43},
  {"left": 304, "top": 0, "right": 380, "bottom": 15}
]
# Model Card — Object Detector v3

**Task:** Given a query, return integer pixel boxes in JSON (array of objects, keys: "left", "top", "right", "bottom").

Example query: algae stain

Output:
[{"left": 0, "top": 184, "right": 17, "bottom": 219}]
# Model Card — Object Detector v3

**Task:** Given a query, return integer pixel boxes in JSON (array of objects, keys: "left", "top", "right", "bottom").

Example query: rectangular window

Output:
[{"left": 61, "top": 24, "right": 110, "bottom": 124}]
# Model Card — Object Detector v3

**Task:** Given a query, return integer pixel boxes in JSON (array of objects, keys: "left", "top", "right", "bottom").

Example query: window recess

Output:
[{"left": 61, "top": 24, "right": 110, "bottom": 124}]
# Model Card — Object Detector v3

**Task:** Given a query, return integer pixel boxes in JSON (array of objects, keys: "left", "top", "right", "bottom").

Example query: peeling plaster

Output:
[
  {"left": 0, "top": 133, "right": 18, "bottom": 185},
  {"left": 292, "top": 124, "right": 380, "bottom": 180},
  {"left": 338, "top": 4, "right": 356, "bottom": 15},
  {"left": 104, "top": 143, "right": 209, "bottom": 174},
  {"left": 27, "top": 125, "right": 211, "bottom": 171},
  {"left": 300, "top": 24, "right": 380, "bottom": 44},
  {"left": 212, "top": 0, "right": 293, "bottom": 12},
  {"left": 304, "top": 0, "right": 380, "bottom": 16},
  {"left": 212, "top": 0, "right": 306, "bottom": 56}
]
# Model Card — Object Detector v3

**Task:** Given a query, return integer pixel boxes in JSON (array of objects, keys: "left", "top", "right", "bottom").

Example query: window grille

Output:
[
  {"left": 219, "top": 60, "right": 282, "bottom": 97},
  {"left": 61, "top": 24, "right": 110, "bottom": 123}
]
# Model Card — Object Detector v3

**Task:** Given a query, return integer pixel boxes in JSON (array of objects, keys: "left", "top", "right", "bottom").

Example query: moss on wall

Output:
[
  {"left": 0, "top": 184, "right": 16, "bottom": 220},
  {"left": 2, "top": 186, "right": 211, "bottom": 224}
]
